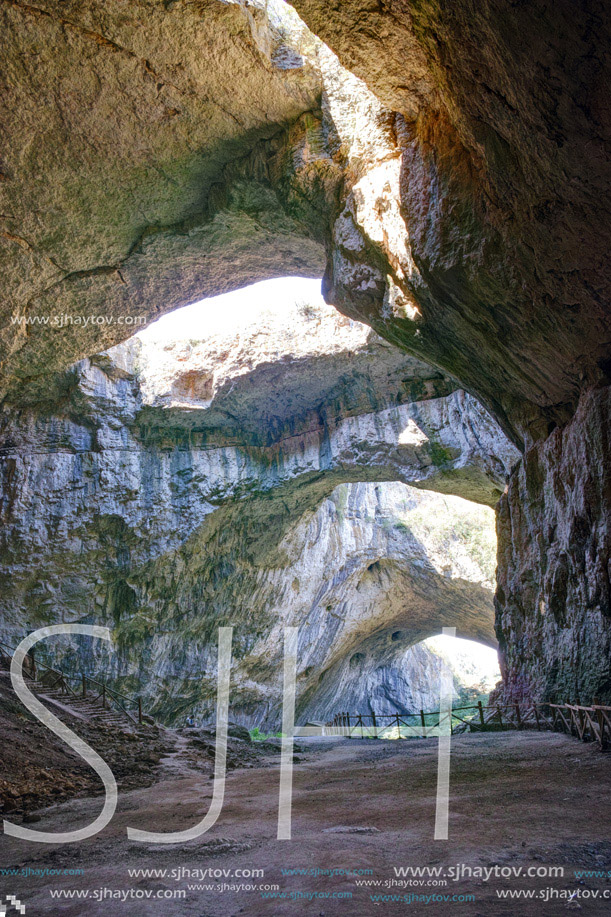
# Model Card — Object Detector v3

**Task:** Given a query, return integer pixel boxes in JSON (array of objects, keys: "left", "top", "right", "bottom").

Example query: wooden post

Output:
[
  {"left": 596, "top": 710, "right": 607, "bottom": 751},
  {"left": 420, "top": 709, "right": 426, "bottom": 738},
  {"left": 592, "top": 699, "right": 604, "bottom": 750},
  {"left": 371, "top": 710, "right": 377, "bottom": 739},
  {"left": 497, "top": 706, "right": 503, "bottom": 728},
  {"left": 515, "top": 702, "right": 522, "bottom": 729},
  {"left": 478, "top": 700, "right": 485, "bottom": 729},
  {"left": 82, "top": 673, "right": 86, "bottom": 697},
  {"left": 102, "top": 685, "right": 106, "bottom": 709},
  {"left": 597, "top": 708, "right": 606, "bottom": 750},
  {"left": 138, "top": 698, "right": 143, "bottom": 725},
  {"left": 533, "top": 704, "right": 541, "bottom": 731},
  {"left": 396, "top": 712, "right": 401, "bottom": 739},
  {"left": 566, "top": 701, "right": 574, "bottom": 737},
  {"left": 346, "top": 712, "right": 351, "bottom": 738}
]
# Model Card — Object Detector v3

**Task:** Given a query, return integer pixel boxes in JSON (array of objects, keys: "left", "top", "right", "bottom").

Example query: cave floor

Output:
[{"left": 1, "top": 732, "right": 610, "bottom": 916}]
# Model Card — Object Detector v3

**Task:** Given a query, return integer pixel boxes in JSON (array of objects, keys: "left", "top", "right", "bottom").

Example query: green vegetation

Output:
[
  {"left": 429, "top": 438, "right": 453, "bottom": 467},
  {"left": 249, "top": 727, "right": 283, "bottom": 741}
]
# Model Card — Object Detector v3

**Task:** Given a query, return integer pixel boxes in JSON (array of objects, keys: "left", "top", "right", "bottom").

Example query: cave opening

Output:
[
  {"left": 0, "top": 271, "right": 515, "bottom": 730},
  {"left": 0, "top": 273, "right": 516, "bottom": 731},
  {"left": 0, "top": 0, "right": 609, "bottom": 894}
]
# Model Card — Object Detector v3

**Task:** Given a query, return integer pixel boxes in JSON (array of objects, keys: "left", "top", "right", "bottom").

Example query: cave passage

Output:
[
  {"left": 0, "top": 275, "right": 512, "bottom": 731},
  {"left": 2, "top": 1, "right": 610, "bottom": 905}
]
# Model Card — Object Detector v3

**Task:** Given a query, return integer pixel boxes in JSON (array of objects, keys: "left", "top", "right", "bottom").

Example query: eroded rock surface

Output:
[
  {"left": 496, "top": 387, "right": 611, "bottom": 703},
  {"left": 1, "top": 0, "right": 609, "bottom": 713},
  {"left": 303, "top": 635, "right": 499, "bottom": 726},
  {"left": 292, "top": 0, "right": 611, "bottom": 444},
  {"left": 3, "top": 0, "right": 609, "bottom": 447},
  {"left": 0, "top": 300, "right": 513, "bottom": 722},
  {"left": 0, "top": 0, "right": 325, "bottom": 395}
]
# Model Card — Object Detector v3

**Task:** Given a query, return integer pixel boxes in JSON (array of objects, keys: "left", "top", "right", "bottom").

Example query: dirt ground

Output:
[
  {"left": 1, "top": 730, "right": 610, "bottom": 916},
  {"left": 0, "top": 674, "right": 275, "bottom": 820},
  {"left": 0, "top": 675, "right": 173, "bottom": 817}
]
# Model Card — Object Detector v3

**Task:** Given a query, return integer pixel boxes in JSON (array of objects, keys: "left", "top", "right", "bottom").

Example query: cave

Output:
[
  {"left": 1, "top": 276, "right": 510, "bottom": 726},
  {"left": 1, "top": 0, "right": 610, "bottom": 911}
]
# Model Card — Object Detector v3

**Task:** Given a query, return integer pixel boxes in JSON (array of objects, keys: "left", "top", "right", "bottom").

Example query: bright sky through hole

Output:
[
  {"left": 425, "top": 634, "right": 500, "bottom": 683},
  {"left": 140, "top": 277, "right": 326, "bottom": 342}
]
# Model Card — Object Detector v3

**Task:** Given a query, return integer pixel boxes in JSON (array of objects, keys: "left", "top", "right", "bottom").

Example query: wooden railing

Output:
[
  {"left": 0, "top": 639, "right": 146, "bottom": 726},
  {"left": 548, "top": 702, "right": 610, "bottom": 749},
  {"left": 327, "top": 700, "right": 610, "bottom": 750}
]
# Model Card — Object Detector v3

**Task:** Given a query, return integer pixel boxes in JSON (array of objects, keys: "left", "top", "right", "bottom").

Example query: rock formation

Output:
[
  {"left": 288, "top": 0, "right": 611, "bottom": 702},
  {"left": 1, "top": 0, "right": 609, "bottom": 707},
  {"left": 496, "top": 386, "right": 611, "bottom": 703},
  {"left": 0, "top": 296, "right": 513, "bottom": 723},
  {"left": 304, "top": 634, "right": 500, "bottom": 726}
]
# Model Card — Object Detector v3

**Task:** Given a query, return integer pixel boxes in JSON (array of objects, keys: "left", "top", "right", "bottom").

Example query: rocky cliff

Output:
[
  {"left": 1, "top": 0, "right": 609, "bottom": 711},
  {"left": 0, "top": 297, "right": 513, "bottom": 723},
  {"left": 496, "top": 386, "right": 611, "bottom": 704}
]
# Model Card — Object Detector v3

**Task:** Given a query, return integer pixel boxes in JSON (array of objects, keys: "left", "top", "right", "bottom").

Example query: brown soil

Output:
[
  {"left": 0, "top": 729, "right": 610, "bottom": 916},
  {"left": 0, "top": 676, "right": 280, "bottom": 821},
  {"left": 0, "top": 674, "right": 175, "bottom": 819}
]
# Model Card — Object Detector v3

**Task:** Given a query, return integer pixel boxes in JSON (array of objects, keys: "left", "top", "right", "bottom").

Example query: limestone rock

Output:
[
  {"left": 2, "top": 0, "right": 609, "bottom": 718},
  {"left": 292, "top": 0, "right": 611, "bottom": 444},
  {"left": 0, "top": 299, "right": 513, "bottom": 723},
  {"left": 496, "top": 386, "right": 611, "bottom": 704}
]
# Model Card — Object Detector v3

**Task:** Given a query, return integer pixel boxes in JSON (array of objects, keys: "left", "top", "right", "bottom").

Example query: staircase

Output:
[
  {"left": 34, "top": 680, "right": 139, "bottom": 731},
  {"left": 0, "top": 642, "right": 145, "bottom": 733}
]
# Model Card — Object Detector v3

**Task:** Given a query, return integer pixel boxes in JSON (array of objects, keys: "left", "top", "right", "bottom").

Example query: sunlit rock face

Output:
[
  {"left": 291, "top": 0, "right": 611, "bottom": 445},
  {"left": 235, "top": 482, "right": 497, "bottom": 728},
  {"left": 0, "top": 293, "right": 512, "bottom": 722},
  {"left": 1, "top": 0, "right": 609, "bottom": 710},
  {"left": 104, "top": 480, "right": 496, "bottom": 728},
  {"left": 303, "top": 634, "right": 500, "bottom": 725},
  {"left": 288, "top": 0, "right": 611, "bottom": 704},
  {"left": 0, "top": 0, "right": 327, "bottom": 397},
  {"left": 111, "top": 290, "right": 450, "bottom": 440},
  {"left": 3, "top": 0, "right": 607, "bottom": 447}
]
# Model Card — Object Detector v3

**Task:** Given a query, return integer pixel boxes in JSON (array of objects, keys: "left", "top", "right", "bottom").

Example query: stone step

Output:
[
  {"left": 2, "top": 656, "right": 142, "bottom": 730},
  {"left": 35, "top": 688, "right": 137, "bottom": 727}
]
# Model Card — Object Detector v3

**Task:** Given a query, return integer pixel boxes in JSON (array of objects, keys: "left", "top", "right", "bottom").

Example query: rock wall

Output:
[
  {"left": 0, "top": 301, "right": 514, "bottom": 723},
  {"left": 229, "top": 481, "right": 496, "bottom": 728},
  {"left": 496, "top": 386, "right": 611, "bottom": 704},
  {"left": 5, "top": 0, "right": 608, "bottom": 446},
  {"left": 301, "top": 635, "right": 499, "bottom": 726},
  {"left": 291, "top": 0, "right": 611, "bottom": 445},
  {"left": 1, "top": 0, "right": 609, "bottom": 715},
  {"left": 288, "top": 0, "right": 611, "bottom": 706}
]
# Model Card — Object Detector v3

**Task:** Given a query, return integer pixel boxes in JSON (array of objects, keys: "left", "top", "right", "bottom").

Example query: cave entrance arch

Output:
[{"left": 0, "top": 276, "right": 513, "bottom": 732}]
